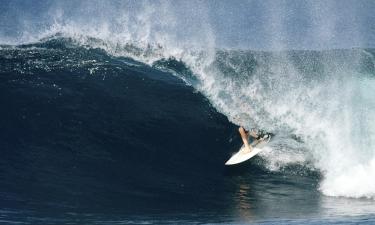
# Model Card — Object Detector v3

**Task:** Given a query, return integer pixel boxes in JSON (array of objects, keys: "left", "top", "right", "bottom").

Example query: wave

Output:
[{"left": 2, "top": 34, "right": 375, "bottom": 201}]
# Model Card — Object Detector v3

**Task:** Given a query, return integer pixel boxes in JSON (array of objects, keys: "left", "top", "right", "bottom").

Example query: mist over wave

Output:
[{"left": 1, "top": 0, "right": 375, "bottom": 201}]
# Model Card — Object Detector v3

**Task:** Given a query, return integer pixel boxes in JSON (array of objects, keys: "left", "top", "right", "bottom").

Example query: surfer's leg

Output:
[{"left": 239, "top": 127, "right": 252, "bottom": 152}]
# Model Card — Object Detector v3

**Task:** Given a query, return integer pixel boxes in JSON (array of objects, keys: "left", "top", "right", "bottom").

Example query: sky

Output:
[
  {"left": 0, "top": 0, "right": 374, "bottom": 50},
  {"left": 207, "top": 0, "right": 375, "bottom": 49}
]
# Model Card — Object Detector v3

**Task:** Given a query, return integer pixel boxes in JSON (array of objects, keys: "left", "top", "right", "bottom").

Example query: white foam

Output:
[{"left": 321, "top": 158, "right": 375, "bottom": 199}]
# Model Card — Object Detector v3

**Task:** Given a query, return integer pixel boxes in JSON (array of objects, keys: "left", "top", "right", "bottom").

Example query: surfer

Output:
[
  {"left": 225, "top": 127, "right": 272, "bottom": 165},
  {"left": 225, "top": 116, "right": 272, "bottom": 165},
  {"left": 238, "top": 126, "right": 269, "bottom": 153}
]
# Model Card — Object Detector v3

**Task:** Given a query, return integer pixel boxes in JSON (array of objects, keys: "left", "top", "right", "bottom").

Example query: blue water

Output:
[{"left": 0, "top": 38, "right": 374, "bottom": 224}]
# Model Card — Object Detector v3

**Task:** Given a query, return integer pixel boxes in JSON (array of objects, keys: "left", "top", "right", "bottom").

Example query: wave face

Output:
[{"left": 0, "top": 38, "right": 240, "bottom": 217}]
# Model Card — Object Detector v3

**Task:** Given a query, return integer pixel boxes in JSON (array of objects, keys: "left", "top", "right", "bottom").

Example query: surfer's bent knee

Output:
[
  {"left": 238, "top": 126, "right": 245, "bottom": 134},
  {"left": 238, "top": 127, "right": 243, "bottom": 132},
  {"left": 238, "top": 126, "right": 249, "bottom": 137}
]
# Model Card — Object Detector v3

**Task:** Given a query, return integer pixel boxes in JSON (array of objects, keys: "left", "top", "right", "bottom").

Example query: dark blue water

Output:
[{"left": 0, "top": 39, "right": 375, "bottom": 224}]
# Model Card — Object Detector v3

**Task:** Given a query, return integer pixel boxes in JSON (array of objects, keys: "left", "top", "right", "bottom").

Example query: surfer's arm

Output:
[{"left": 249, "top": 130, "right": 259, "bottom": 139}]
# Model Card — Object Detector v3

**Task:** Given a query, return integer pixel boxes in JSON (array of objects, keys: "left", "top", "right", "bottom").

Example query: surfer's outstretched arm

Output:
[
  {"left": 249, "top": 129, "right": 259, "bottom": 139},
  {"left": 238, "top": 126, "right": 252, "bottom": 152}
]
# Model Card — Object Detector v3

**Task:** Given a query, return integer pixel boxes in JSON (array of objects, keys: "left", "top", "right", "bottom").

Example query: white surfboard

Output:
[{"left": 225, "top": 136, "right": 271, "bottom": 165}]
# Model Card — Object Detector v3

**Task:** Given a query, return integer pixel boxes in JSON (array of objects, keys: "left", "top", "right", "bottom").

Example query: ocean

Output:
[{"left": 1, "top": 1, "right": 375, "bottom": 224}]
